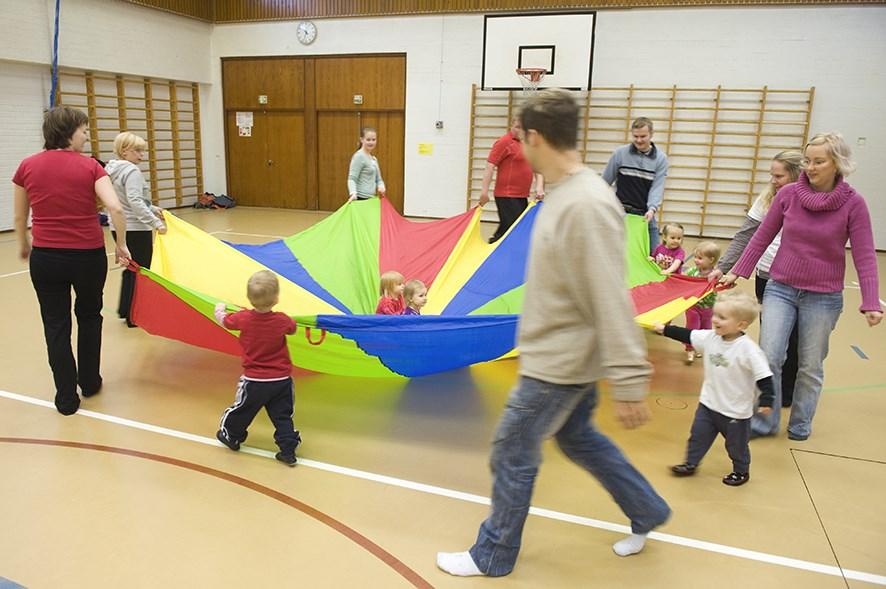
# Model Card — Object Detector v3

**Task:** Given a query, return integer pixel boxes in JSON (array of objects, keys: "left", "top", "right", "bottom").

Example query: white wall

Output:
[
  {"left": 0, "top": 0, "right": 211, "bottom": 231},
  {"left": 208, "top": 6, "right": 886, "bottom": 246},
  {"left": 2, "top": 2, "right": 885, "bottom": 247}
]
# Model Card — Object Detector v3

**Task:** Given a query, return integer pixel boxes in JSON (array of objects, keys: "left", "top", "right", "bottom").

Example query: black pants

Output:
[
  {"left": 685, "top": 403, "right": 751, "bottom": 473},
  {"left": 755, "top": 274, "right": 799, "bottom": 406},
  {"left": 489, "top": 196, "right": 528, "bottom": 243},
  {"left": 218, "top": 377, "right": 300, "bottom": 453},
  {"left": 112, "top": 230, "right": 153, "bottom": 322},
  {"left": 29, "top": 247, "right": 107, "bottom": 414}
]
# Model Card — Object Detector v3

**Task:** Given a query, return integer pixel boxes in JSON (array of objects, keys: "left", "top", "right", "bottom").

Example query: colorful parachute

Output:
[{"left": 130, "top": 199, "right": 715, "bottom": 378}]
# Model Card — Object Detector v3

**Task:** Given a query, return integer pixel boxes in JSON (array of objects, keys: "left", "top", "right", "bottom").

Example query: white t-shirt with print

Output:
[
  {"left": 748, "top": 195, "right": 781, "bottom": 274},
  {"left": 689, "top": 330, "right": 773, "bottom": 419}
]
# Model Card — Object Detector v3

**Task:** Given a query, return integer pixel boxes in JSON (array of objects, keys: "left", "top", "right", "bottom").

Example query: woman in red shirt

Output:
[{"left": 13, "top": 106, "right": 130, "bottom": 415}]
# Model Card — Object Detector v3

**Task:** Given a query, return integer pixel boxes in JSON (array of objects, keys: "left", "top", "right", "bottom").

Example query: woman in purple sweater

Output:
[{"left": 723, "top": 132, "right": 882, "bottom": 440}]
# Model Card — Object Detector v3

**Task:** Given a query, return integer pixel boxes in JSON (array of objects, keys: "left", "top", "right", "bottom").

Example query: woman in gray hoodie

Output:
[{"left": 106, "top": 132, "right": 166, "bottom": 327}]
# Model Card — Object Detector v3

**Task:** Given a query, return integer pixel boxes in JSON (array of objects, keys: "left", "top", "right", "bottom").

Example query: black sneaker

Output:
[
  {"left": 787, "top": 432, "right": 809, "bottom": 441},
  {"left": 671, "top": 463, "right": 697, "bottom": 476},
  {"left": 722, "top": 472, "right": 750, "bottom": 486},
  {"left": 275, "top": 451, "right": 297, "bottom": 467},
  {"left": 81, "top": 378, "right": 103, "bottom": 398},
  {"left": 216, "top": 429, "right": 240, "bottom": 451}
]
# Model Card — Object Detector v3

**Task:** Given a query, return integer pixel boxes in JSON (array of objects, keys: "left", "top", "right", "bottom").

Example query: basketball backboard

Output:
[{"left": 481, "top": 12, "right": 596, "bottom": 91}]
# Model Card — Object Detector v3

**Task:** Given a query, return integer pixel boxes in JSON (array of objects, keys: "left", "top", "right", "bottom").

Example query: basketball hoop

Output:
[{"left": 516, "top": 68, "right": 546, "bottom": 95}]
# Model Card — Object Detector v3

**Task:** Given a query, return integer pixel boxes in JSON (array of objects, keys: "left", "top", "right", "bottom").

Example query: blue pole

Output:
[{"left": 49, "top": 0, "right": 60, "bottom": 107}]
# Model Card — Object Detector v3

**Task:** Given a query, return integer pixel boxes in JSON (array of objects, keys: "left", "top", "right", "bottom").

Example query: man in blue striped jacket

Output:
[{"left": 602, "top": 117, "right": 669, "bottom": 250}]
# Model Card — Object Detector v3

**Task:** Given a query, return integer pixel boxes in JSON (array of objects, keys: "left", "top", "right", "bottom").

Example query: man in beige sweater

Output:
[{"left": 437, "top": 89, "right": 670, "bottom": 578}]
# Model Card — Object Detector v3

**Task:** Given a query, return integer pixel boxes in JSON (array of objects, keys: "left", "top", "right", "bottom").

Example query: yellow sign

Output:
[{"left": 418, "top": 143, "right": 433, "bottom": 155}]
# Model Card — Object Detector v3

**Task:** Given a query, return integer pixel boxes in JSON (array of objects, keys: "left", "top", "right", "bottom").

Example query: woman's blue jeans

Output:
[
  {"left": 469, "top": 376, "right": 671, "bottom": 576},
  {"left": 751, "top": 280, "right": 843, "bottom": 439}
]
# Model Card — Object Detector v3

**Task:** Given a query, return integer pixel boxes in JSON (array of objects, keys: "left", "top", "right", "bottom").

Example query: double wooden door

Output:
[{"left": 223, "top": 54, "right": 405, "bottom": 213}]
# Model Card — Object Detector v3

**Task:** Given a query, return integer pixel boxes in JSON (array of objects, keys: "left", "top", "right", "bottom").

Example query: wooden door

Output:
[
  {"left": 225, "top": 111, "right": 307, "bottom": 208},
  {"left": 360, "top": 112, "right": 404, "bottom": 213},
  {"left": 316, "top": 112, "right": 404, "bottom": 213},
  {"left": 317, "top": 112, "right": 358, "bottom": 212},
  {"left": 266, "top": 112, "right": 307, "bottom": 209},
  {"left": 225, "top": 110, "right": 267, "bottom": 206},
  {"left": 314, "top": 55, "right": 406, "bottom": 213}
]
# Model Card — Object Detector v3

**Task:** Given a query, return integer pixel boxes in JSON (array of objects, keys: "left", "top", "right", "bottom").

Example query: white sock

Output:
[
  {"left": 436, "top": 551, "right": 483, "bottom": 576},
  {"left": 613, "top": 533, "right": 647, "bottom": 557}
]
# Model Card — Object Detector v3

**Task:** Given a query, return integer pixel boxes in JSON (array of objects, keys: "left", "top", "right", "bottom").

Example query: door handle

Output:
[{"left": 267, "top": 159, "right": 274, "bottom": 166}]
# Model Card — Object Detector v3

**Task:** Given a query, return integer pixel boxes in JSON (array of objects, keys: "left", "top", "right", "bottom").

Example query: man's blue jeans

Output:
[
  {"left": 648, "top": 216, "right": 660, "bottom": 251},
  {"left": 469, "top": 377, "right": 671, "bottom": 577},
  {"left": 751, "top": 280, "right": 843, "bottom": 438}
]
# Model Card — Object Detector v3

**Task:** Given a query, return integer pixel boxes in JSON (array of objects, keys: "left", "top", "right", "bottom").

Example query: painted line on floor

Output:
[
  {"left": 0, "top": 269, "right": 30, "bottom": 278},
  {"left": 850, "top": 345, "right": 869, "bottom": 360},
  {"left": 0, "top": 436, "right": 434, "bottom": 589},
  {"left": 0, "top": 388, "right": 884, "bottom": 586}
]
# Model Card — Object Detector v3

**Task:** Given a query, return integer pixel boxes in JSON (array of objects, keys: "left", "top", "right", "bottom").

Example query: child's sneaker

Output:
[
  {"left": 722, "top": 472, "right": 750, "bottom": 486},
  {"left": 275, "top": 451, "right": 297, "bottom": 467},
  {"left": 216, "top": 429, "right": 240, "bottom": 451},
  {"left": 671, "top": 463, "right": 697, "bottom": 476}
]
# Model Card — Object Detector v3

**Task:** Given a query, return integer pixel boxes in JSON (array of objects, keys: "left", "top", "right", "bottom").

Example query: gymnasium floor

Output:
[{"left": 1, "top": 206, "right": 884, "bottom": 588}]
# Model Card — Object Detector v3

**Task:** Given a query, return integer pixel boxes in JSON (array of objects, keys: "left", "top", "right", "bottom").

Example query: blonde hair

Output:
[
  {"left": 694, "top": 241, "right": 721, "bottom": 263},
  {"left": 758, "top": 150, "right": 804, "bottom": 212},
  {"left": 403, "top": 279, "right": 426, "bottom": 306},
  {"left": 805, "top": 132, "right": 856, "bottom": 178},
  {"left": 659, "top": 222, "right": 684, "bottom": 238},
  {"left": 113, "top": 132, "right": 147, "bottom": 158},
  {"left": 716, "top": 289, "right": 759, "bottom": 325},
  {"left": 246, "top": 270, "right": 280, "bottom": 309},
  {"left": 379, "top": 270, "right": 404, "bottom": 297}
]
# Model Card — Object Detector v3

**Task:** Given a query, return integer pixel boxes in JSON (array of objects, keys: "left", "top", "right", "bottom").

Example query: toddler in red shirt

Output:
[
  {"left": 375, "top": 270, "right": 405, "bottom": 315},
  {"left": 214, "top": 270, "right": 301, "bottom": 466}
]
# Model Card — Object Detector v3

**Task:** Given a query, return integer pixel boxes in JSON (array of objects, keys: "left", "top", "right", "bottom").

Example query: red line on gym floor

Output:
[{"left": 0, "top": 437, "right": 434, "bottom": 589}]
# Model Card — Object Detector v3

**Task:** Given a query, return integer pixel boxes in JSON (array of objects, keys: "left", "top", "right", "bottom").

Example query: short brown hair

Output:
[
  {"left": 519, "top": 89, "right": 578, "bottom": 150},
  {"left": 631, "top": 117, "right": 654, "bottom": 133},
  {"left": 43, "top": 106, "right": 89, "bottom": 150},
  {"left": 247, "top": 270, "right": 280, "bottom": 309}
]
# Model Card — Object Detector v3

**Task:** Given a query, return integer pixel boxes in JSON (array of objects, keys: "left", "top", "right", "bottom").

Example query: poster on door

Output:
[{"left": 236, "top": 111, "right": 253, "bottom": 137}]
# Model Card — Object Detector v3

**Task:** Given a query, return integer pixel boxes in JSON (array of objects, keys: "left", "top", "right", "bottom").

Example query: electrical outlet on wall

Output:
[{"left": 435, "top": 120, "right": 444, "bottom": 129}]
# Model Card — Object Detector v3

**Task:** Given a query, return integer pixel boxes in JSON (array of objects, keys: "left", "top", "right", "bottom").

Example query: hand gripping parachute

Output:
[{"left": 129, "top": 199, "right": 716, "bottom": 378}]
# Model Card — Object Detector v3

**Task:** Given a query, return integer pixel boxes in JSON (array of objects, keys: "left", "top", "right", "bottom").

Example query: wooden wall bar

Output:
[
  {"left": 122, "top": 0, "right": 882, "bottom": 23},
  {"left": 467, "top": 84, "right": 814, "bottom": 239},
  {"left": 57, "top": 68, "right": 203, "bottom": 208}
]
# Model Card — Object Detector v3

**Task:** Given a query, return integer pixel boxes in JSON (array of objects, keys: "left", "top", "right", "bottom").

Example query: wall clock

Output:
[{"left": 296, "top": 21, "right": 317, "bottom": 45}]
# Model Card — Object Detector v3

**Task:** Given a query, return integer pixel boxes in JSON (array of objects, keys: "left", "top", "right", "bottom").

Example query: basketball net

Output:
[{"left": 516, "top": 68, "right": 546, "bottom": 96}]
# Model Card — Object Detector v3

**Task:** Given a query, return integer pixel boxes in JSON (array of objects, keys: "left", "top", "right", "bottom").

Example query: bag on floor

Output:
[{"left": 211, "top": 194, "right": 236, "bottom": 209}]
